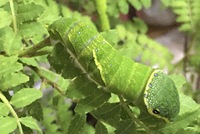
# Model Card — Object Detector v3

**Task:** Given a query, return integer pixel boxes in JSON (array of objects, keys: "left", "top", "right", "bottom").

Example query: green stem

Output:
[
  {"left": 95, "top": 0, "right": 110, "bottom": 31},
  {"left": 18, "top": 38, "right": 51, "bottom": 57},
  {"left": 31, "top": 66, "right": 66, "bottom": 96},
  {"left": 9, "top": 0, "right": 18, "bottom": 33},
  {"left": 0, "top": 91, "right": 23, "bottom": 134},
  {"left": 118, "top": 96, "right": 152, "bottom": 133}
]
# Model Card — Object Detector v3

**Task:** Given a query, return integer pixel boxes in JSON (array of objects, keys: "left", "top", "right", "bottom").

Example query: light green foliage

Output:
[
  {"left": 35, "top": 67, "right": 70, "bottom": 93},
  {"left": 0, "top": 0, "right": 200, "bottom": 134},
  {"left": 188, "top": 54, "right": 200, "bottom": 72},
  {"left": 114, "top": 22, "right": 173, "bottom": 69},
  {"left": 0, "top": 56, "right": 29, "bottom": 90},
  {"left": 10, "top": 88, "right": 42, "bottom": 108},
  {"left": 107, "top": 0, "right": 151, "bottom": 18},
  {"left": 0, "top": 27, "right": 22, "bottom": 55},
  {"left": 0, "top": 102, "right": 9, "bottom": 116},
  {"left": 165, "top": 0, "right": 200, "bottom": 33},
  {"left": 0, "top": 117, "right": 17, "bottom": 134},
  {"left": 0, "top": 0, "right": 8, "bottom": 7},
  {"left": 67, "top": 114, "right": 86, "bottom": 134},
  {"left": 169, "top": 74, "right": 187, "bottom": 90},
  {"left": 64, "top": 0, "right": 151, "bottom": 18},
  {"left": 19, "top": 116, "right": 42, "bottom": 134},
  {"left": 0, "top": 1, "right": 75, "bottom": 133},
  {"left": 127, "top": 0, "right": 151, "bottom": 10},
  {"left": 17, "top": 2, "right": 44, "bottom": 23},
  {"left": 0, "top": 8, "right": 12, "bottom": 28}
]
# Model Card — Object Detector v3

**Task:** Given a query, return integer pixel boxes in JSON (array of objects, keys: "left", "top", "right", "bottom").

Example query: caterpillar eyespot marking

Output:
[{"left": 153, "top": 109, "right": 160, "bottom": 114}]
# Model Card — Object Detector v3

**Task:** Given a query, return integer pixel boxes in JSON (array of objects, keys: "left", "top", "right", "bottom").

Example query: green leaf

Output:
[
  {"left": 19, "top": 57, "right": 39, "bottom": 67},
  {"left": 140, "top": 0, "right": 151, "bottom": 8},
  {"left": 0, "top": 72, "right": 29, "bottom": 91},
  {"left": 36, "top": 67, "right": 70, "bottom": 92},
  {"left": 132, "top": 18, "right": 148, "bottom": 34},
  {"left": 137, "top": 34, "right": 173, "bottom": 68},
  {"left": 67, "top": 114, "right": 86, "bottom": 134},
  {"left": 115, "top": 119, "right": 136, "bottom": 134},
  {"left": 0, "top": 9, "right": 12, "bottom": 28},
  {"left": 0, "top": 102, "right": 9, "bottom": 116},
  {"left": 92, "top": 103, "right": 121, "bottom": 127},
  {"left": 169, "top": 1, "right": 200, "bottom": 33},
  {"left": 10, "top": 88, "right": 42, "bottom": 108},
  {"left": 75, "top": 90, "right": 111, "bottom": 114},
  {"left": 188, "top": 54, "right": 200, "bottom": 71},
  {"left": 82, "top": 124, "right": 95, "bottom": 134},
  {"left": 128, "top": 0, "right": 142, "bottom": 10},
  {"left": 172, "top": 1, "right": 187, "bottom": 7},
  {"left": 42, "top": 107, "right": 61, "bottom": 134},
  {"left": 0, "top": 27, "right": 22, "bottom": 55},
  {"left": 18, "top": 21, "right": 49, "bottom": 44},
  {"left": 178, "top": 93, "right": 199, "bottom": 116},
  {"left": 37, "top": 0, "right": 61, "bottom": 24},
  {"left": 161, "top": 0, "right": 172, "bottom": 7},
  {"left": 95, "top": 121, "right": 108, "bottom": 134},
  {"left": 56, "top": 97, "right": 73, "bottom": 133},
  {"left": 115, "top": 24, "right": 172, "bottom": 69},
  {"left": 115, "top": 25, "right": 126, "bottom": 40},
  {"left": 26, "top": 101, "right": 43, "bottom": 121},
  {"left": 179, "top": 24, "right": 192, "bottom": 32},
  {"left": 17, "top": 2, "right": 44, "bottom": 23},
  {"left": 100, "top": 30, "right": 118, "bottom": 46},
  {"left": 48, "top": 43, "right": 82, "bottom": 79},
  {"left": 0, "top": 0, "right": 8, "bottom": 6},
  {"left": 0, "top": 55, "right": 29, "bottom": 91},
  {"left": 19, "top": 116, "right": 42, "bottom": 133},
  {"left": 158, "top": 94, "right": 200, "bottom": 133},
  {"left": 169, "top": 74, "right": 186, "bottom": 90},
  {"left": 0, "top": 117, "right": 17, "bottom": 134},
  {"left": 118, "top": 0, "right": 129, "bottom": 14},
  {"left": 0, "top": 55, "right": 22, "bottom": 76},
  {"left": 107, "top": 1, "right": 119, "bottom": 18},
  {"left": 66, "top": 75, "right": 100, "bottom": 99}
]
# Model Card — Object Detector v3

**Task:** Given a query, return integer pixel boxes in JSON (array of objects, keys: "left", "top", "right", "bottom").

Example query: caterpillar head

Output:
[{"left": 144, "top": 70, "right": 180, "bottom": 122}]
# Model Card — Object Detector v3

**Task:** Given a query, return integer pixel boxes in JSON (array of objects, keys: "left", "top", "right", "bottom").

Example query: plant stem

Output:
[
  {"left": 18, "top": 38, "right": 51, "bottom": 57},
  {"left": 31, "top": 66, "right": 66, "bottom": 96},
  {"left": 95, "top": 0, "right": 110, "bottom": 31},
  {"left": 118, "top": 96, "right": 152, "bottom": 133},
  {"left": 9, "top": 0, "right": 18, "bottom": 33},
  {"left": 0, "top": 91, "right": 23, "bottom": 134}
]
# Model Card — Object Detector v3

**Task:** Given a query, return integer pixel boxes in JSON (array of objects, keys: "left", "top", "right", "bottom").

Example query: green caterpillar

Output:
[{"left": 48, "top": 18, "right": 180, "bottom": 122}]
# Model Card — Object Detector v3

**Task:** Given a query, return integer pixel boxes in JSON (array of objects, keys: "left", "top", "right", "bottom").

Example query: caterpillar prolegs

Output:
[{"left": 48, "top": 18, "right": 180, "bottom": 122}]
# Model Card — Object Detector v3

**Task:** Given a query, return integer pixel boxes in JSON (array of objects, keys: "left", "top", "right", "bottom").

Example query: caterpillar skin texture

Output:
[{"left": 48, "top": 18, "right": 180, "bottom": 122}]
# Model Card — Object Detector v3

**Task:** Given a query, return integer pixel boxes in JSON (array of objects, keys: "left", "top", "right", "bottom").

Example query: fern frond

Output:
[
  {"left": 115, "top": 23, "right": 173, "bottom": 69},
  {"left": 170, "top": 0, "right": 200, "bottom": 33},
  {"left": 106, "top": 0, "right": 151, "bottom": 18}
]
